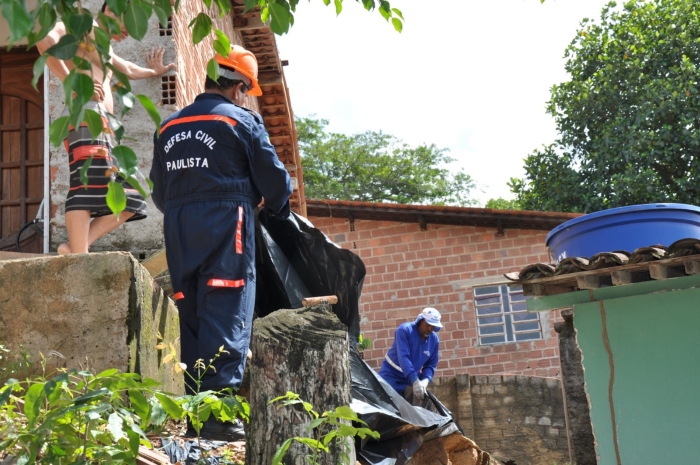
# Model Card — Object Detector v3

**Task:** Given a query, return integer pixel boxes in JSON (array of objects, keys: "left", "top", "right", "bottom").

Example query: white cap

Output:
[{"left": 419, "top": 307, "right": 443, "bottom": 329}]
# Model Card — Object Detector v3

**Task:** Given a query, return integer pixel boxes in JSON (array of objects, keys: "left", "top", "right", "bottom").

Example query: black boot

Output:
[{"left": 185, "top": 417, "right": 245, "bottom": 442}]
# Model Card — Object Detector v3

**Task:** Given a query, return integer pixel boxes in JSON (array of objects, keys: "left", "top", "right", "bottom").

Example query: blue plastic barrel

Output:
[{"left": 545, "top": 203, "right": 700, "bottom": 262}]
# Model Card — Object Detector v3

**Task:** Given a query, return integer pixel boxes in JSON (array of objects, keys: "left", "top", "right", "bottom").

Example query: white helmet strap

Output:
[{"left": 218, "top": 66, "right": 252, "bottom": 88}]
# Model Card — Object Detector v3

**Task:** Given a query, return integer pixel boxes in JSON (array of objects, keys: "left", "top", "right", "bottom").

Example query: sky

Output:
[{"left": 276, "top": 0, "right": 613, "bottom": 206}]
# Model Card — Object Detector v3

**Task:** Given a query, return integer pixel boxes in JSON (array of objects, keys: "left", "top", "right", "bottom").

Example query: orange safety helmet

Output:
[{"left": 214, "top": 44, "right": 262, "bottom": 97}]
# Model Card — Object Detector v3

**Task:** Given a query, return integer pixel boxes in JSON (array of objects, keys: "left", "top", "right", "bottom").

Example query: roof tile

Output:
[{"left": 505, "top": 238, "right": 700, "bottom": 296}]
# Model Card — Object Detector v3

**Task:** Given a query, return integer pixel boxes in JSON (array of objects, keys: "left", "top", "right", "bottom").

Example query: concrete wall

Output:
[
  {"left": 0, "top": 252, "right": 182, "bottom": 393},
  {"left": 431, "top": 374, "right": 569, "bottom": 465},
  {"left": 46, "top": 0, "right": 176, "bottom": 255},
  {"left": 574, "top": 283, "right": 700, "bottom": 464},
  {"left": 308, "top": 216, "right": 563, "bottom": 379}
]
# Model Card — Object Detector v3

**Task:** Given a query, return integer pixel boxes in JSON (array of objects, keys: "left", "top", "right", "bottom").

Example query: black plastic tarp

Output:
[
  {"left": 255, "top": 210, "right": 363, "bottom": 342},
  {"left": 254, "top": 210, "right": 460, "bottom": 464}
]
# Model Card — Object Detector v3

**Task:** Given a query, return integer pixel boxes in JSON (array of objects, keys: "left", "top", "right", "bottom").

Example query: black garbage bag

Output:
[
  {"left": 254, "top": 210, "right": 461, "bottom": 464},
  {"left": 161, "top": 438, "right": 225, "bottom": 464},
  {"left": 255, "top": 210, "right": 365, "bottom": 342}
]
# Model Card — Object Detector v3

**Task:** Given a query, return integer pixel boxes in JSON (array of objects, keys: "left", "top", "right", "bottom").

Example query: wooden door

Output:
[{"left": 0, "top": 49, "right": 44, "bottom": 253}]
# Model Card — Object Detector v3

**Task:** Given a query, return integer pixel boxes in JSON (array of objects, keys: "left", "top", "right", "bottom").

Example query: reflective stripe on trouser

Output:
[
  {"left": 176, "top": 274, "right": 254, "bottom": 394},
  {"left": 165, "top": 200, "right": 254, "bottom": 395}
]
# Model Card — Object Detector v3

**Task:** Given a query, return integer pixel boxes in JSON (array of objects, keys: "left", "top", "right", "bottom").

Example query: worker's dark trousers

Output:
[{"left": 164, "top": 200, "right": 256, "bottom": 395}]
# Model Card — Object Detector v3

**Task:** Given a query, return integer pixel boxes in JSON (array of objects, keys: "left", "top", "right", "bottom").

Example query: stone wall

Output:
[
  {"left": 0, "top": 252, "right": 182, "bottom": 394},
  {"left": 432, "top": 374, "right": 570, "bottom": 465},
  {"left": 555, "top": 310, "right": 596, "bottom": 465},
  {"left": 308, "top": 216, "right": 563, "bottom": 379}
]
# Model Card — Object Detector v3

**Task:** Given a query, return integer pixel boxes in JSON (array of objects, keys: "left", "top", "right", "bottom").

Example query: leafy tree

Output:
[
  {"left": 1, "top": 0, "right": 403, "bottom": 214},
  {"left": 297, "top": 116, "right": 477, "bottom": 206},
  {"left": 484, "top": 197, "right": 521, "bottom": 210},
  {"left": 512, "top": 0, "right": 700, "bottom": 212}
]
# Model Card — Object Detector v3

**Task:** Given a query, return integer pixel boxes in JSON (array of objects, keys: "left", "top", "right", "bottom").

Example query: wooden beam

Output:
[
  {"left": 611, "top": 269, "right": 632, "bottom": 286},
  {"left": 685, "top": 260, "right": 700, "bottom": 275},
  {"left": 137, "top": 446, "right": 170, "bottom": 465},
  {"left": 262, "top": 103, "right": 289, "bottom": 111},
  {"left": 611, "top": 269, "right": 651, "bottom": 286},
  {"left": 258, "top": 71, "right": 283, "bottom": 85},
  {"left": 514, "top": 254, "right": 700, "bottom": 289},
  {"left": 649, "top": 263, "right": 686, "bottom": 280},
  {"left": 142, "top": 249, "right": 168, "bottom": 277},
  {"left": 523, "top": 283, "right": 575, "bottom": 297},
  {"left": 576, "top": 274, "right": 611, "bottom": 290},
  {"left": 234, "top": 14, "right": 269, "bottom": 30},
  {"left": 527, "top": 274, "right": 700, "bottom": 312}
]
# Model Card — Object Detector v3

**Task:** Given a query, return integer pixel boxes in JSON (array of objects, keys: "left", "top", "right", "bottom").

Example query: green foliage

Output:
[
  {"left": 0, "top": 340, "right": 249, "bottom": 463},
  {"left": 297, "top": 115, "right": 477, "bottom": 206},
  {"left": 154, "top": 340, "right": 250, "bottom": 439},
  {"left": 484, "top": 197, "right": 522, "bottom": 210},
  {"left": 0, "top": 367, "right": 163, "bottom": 463},
  {"left": 0, "top": 342, "right": 32, "bottom": 385},
  {"left": 247, "top": 0, "right": 403, "bottom": 35},
  {"left": 357, "top": 334, "right": 372, "bottom": 351},
  {"left": 513, "top": 0, "right": 700, "bottom": 212},
  {"left": 270, "top": 391, "right": 380, "bottom": 465}
]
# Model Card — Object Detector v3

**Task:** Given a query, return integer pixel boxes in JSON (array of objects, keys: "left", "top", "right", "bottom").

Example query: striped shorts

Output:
[{"left": 63, "top": 103, "right": 147, "bottom": 221}]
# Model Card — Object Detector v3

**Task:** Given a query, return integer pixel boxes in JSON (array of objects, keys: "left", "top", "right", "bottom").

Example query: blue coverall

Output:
[
  {"left": 378, "top": 316, "right": 440, "bottom": 396},
  {"left": 150, "top": 93, "right": 292, "bottom": 394}
]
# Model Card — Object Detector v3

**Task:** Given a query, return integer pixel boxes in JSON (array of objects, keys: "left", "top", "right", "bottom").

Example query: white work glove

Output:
[
  {"left": 420, "top": 378, "right": 429, "bottom": 390},
  {"left": 412, "top": 378, "right": 426, "bottom": 400}
]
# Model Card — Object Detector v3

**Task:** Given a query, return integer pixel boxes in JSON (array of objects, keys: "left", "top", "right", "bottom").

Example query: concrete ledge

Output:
[{"left": 0, "top": 252, "right": 182, "bottom": 394}]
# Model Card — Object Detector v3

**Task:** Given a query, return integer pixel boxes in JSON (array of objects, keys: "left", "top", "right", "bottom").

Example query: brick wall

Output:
[
  {"left": 309, "top": 216, "right": 562, "bottom": 379},
  {"left": 171, "top": 3, "right": 259, "bottom": 111},
  {"left": 432, "top": 375, "right": 570, "bottom": 465}
]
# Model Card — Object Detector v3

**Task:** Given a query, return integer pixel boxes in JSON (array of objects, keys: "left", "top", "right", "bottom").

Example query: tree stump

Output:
[{"left": 247, "top": 304, "right": 353, "bottom": 465}]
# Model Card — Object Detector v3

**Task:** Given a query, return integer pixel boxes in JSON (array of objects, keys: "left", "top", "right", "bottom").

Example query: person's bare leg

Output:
[
  {"left": 61, "top": 210, "right": 92, "bottom": 254},
  {"left": 59, "top": 211, "right": 135, "bottom": 254},
  {"left": 85, "top": 212, "right": 135, "bottom": 247}
]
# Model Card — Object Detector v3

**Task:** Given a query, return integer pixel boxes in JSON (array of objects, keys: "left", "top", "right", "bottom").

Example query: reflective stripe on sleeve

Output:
[
  {"left": 385, "top": 354, "right": 403, "bottom": 373},
  {"left": 160, "top": 115, "right": 238, "bottom": 134},
  {"left": 208, "top": 278, "right": 245, "bottom": 288}
]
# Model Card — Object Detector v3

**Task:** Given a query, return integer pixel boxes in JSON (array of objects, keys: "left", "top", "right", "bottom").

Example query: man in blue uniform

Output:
[
  {"left": 150, "top": 44, "right": 292, "bottom": 441},
  {"left": 378, "top": 307, "right": 443, "bottom": 401}
]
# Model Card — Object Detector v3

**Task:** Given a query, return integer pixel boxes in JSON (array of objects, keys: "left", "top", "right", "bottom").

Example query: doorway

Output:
[{"left": 0, "top": 48, "right": 44, "bottom": 253}]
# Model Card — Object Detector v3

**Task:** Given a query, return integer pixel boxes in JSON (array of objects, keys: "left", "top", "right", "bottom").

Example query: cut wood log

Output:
[
  {"left": 301, "top": 295, "right": 338, "bottom": 307},
  {"left": 247, "top": 303, "right": 352, "bottom": 465}
]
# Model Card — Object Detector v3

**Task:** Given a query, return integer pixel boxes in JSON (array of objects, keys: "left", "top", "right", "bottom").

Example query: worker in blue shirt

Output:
[
  {"left": 150, "top": 44, "right": 292, "bottom": 441},
  {"left": 379, "top": 307, "right": 443, "bottom": 401}
]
